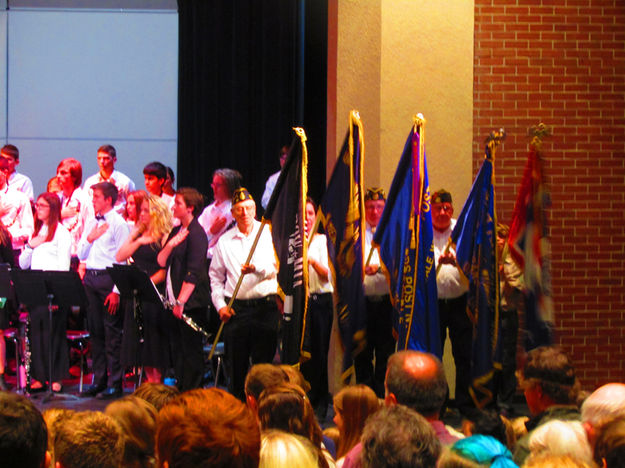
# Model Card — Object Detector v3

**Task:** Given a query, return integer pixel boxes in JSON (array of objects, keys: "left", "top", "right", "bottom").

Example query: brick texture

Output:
[{"left": 474, "top": 1, "right": 625, "bottom": 389}]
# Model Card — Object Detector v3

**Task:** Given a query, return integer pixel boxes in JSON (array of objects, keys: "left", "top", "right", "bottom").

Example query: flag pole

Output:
[{"left": 208, "top": 218, "right": 270, "bottom": 360}]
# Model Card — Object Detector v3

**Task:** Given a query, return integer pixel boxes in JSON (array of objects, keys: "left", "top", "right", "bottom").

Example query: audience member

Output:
[
  {"left": 333, "top": 384, "right": 380, "bottom": 463},
  {"left": 581, "top": 383, "right": 625, "bottom": 448},
  {"left": 20, "top": 192, "right": 72, "bottom": 392},
  {"left": 244, "top": 363, "right": 289, "bottom": 417},
  {"left": 280, "top": 363, "right": 311, "bottom": 393},
  {"left": 261, "top": 145, "right": 289, "bottom": 209},
  {"left": 1, "top": 143, "right": 34, "bottom": 200},
  {"left": 523, "top": 453, "right": 595, "bottom": 468},
  {"left": 260, "top": 430, "right": 326, "bottom": 468},
  {"left": 355, "top": 187, "right": 395, "bottom": 398},
  {"left": 301, "top": 197, "right": 334, "bottom": 417},
  {"left": 53, "top": 410, "right": 123, "bottom": 468},
  {"left": 0, "top": 391, "right": 50, "bottom": 468},
  {"left": 157, "top": 187, "right": 210, "bottom": 391},
  {"left": 461, "top": 409, "right": 511, "bottom": 449},
  {"left": 361, "top": 405, "right": 441, "bottom": 468},
  {"left": 156, "top": 387, "right": 260, "bottom": 468},
  {"left": 42, "top": 408, "right": 74, "bottom": 465},
  {"left": 513, "top": 345, "right": 581, "bottom": 465},
  {"left": 132, "top": 381, "right": 180, "bottom": 411},
  {"left": 209, "top": 187, "right": 279, "bottom": 400},
  {"left": 105, "top": 395, "right": 158, "bottom": 468},
  {"left": 83, "top": 144, "right": 136, "bottom": 216},
  {"left": 77, "top": 181, "right": 130, "bottom": 399},
  {"left": 440, "top": 434, "right": 516, "bottom": 468},
  {"left": 593, "top": 416, "right": 625, "bottom": 468},
  {"left": 528, "top": 419, "right": 593, "bottom": 465}
]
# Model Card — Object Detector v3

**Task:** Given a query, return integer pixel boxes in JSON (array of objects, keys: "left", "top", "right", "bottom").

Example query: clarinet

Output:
[
  {"left": 162, "top": 296, "right": 211, "bottom": 339},
  {"left": 21, "top": 312, "right": 32, "bottom": 391}
]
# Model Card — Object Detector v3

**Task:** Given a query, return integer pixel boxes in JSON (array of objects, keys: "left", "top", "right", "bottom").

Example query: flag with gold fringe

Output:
[
  {"left": 318, "top": 110, "right": 367, "bottom": 382},
  {"left": 373, "top": 116, "right": 441, "bottom": 357},
  {"left": 263, "top": 128, "right": 309, "bottom": 365},
  {"left": 508, "top": 125, "right": 554, "bottom": 349},
  {"left": 449, "top": 135, "right": 502, "bottom": 409}
]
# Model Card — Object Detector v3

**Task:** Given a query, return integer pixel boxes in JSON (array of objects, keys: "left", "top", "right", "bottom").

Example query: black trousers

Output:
[
  {"left": 354, "top": 294, "right": 396, "bottom": 397},
  {"left": 439, "top": 294, "right": 472, "bottom": 412},
  {"left": 172, "top": 306, "right": 208, "bottom": 392},
  {"left": 29, "top": 305, "right": 69, "bottom": 384},
  {"left": 300, "top": 292, "right": 333, "bottom": 408},
  {"left": 84, "top": 271, "right": 123, "bottom": 388},
  {"left": 223, "top": 296, "right": 279, "bottom": 401}
]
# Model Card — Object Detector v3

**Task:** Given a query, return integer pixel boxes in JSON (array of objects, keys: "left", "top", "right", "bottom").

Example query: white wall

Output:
[{"left": 5, "top": 8, "right": 178, "bottom": 194}]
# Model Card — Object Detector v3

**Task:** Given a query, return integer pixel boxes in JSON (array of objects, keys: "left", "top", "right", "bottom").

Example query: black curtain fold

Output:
[{"left": 177, "top": 0, "right": 326, "bottom": 208}]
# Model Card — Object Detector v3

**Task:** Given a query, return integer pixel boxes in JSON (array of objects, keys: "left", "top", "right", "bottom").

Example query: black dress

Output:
[{"left": 121, "top": 242, "right": 174, "bottom": 370}]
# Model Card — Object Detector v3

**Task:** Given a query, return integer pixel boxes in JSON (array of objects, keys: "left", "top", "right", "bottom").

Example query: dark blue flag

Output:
[
  {"left": 373, "top": 120, "right": 441, "bottom": 357},
  {"left": 449, "top": 144, "right": 501, "bottom": 408},
  {"left": 319, "top": 110, "right": 366, "bottom": 382}
]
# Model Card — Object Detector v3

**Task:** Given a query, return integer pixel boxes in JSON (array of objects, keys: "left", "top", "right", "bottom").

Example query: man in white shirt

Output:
[
  {"left": 261, "top": 145, "right": 288, "bottom": 210},
  {"left": 0, "top": 144, "right": 34, "bottom": 201},
  {"left": 354, "top": 187, "right": 396, "bottom": 397},
  {"left": 209, "top": 188, "right": 279, "bottom": 400},
  {"left": 83, "top": 145, "right": 135, "bottom": 216},
  {"left": 0, "top": 158, "right": 34, "bottom": 261},
  {"left": 431, "top": 189, "right": 471, "bottom": 415},
  {"left": 77, "top": 181, "right": 130, "bottom": 400}
]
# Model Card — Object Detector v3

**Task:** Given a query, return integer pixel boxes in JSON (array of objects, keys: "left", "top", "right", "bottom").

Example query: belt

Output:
[
  {"left": 85, "top": 269, "right": 109, "bottom": 277},
  {"left": 226, "top": 295, "right": 277, "bottom": 308},
  {"left": 366, "top": 294, "right": 390, "bottom": 303}
]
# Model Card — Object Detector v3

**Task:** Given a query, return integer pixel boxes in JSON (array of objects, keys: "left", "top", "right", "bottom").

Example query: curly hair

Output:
[{"left": 143, "top": 194, "right": 173, "bottom": 240}]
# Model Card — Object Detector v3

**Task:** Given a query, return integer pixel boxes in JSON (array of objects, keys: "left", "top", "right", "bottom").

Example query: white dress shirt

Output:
[
  {"left": 19, "top": 224, "right": 71, "bottom": 271},
  {"left": 59, "top": 187, "right": 89, "bottom": 257},
  {"left": 261, "top": 171, "right": 280, "bottom": 209},
  {"left": 433, "top": 219, "right": 468, "bottom": 299},
  {"left": 197, "top": 199, "right": 233, "bottom": 258},
  {"left": 364, "top": 222, "right": 389, "bottom": 296},
  {"left": 209, "top": 220, "right": 278, "bottom": 311},
  {"left": 83, "top": 169, "right": 136, "bottom": 216},
  {"left": 0, "top": 185, "right": 34, "bottom": 249},
  {"left": 308, "top": 233, "right": 333, "bottom": 294},
  {"left": 8, "top": 171, "right": 34, "bottom": 201},
  {"left": 77, "top": 209, "right": 130, "bottom": 270}
]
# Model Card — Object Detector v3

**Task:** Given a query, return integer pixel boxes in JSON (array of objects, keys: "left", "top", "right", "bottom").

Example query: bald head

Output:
[
  {"left": 582, "top": 383, "right": 625, "bottom": 427},
  {"left": 385, "top": 351, "right": 447, "bottom": 419}
]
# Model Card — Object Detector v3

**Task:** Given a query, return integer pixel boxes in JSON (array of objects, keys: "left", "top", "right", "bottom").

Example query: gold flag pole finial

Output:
[
  {"left": 529, "top": 123, "right": 552, "bottom": 151},
  {"left": 413, "top": 113, "right": 426, "bottom": 132},
  {"left": 485, "top": 128, "right": 506, "bottom": 160}
]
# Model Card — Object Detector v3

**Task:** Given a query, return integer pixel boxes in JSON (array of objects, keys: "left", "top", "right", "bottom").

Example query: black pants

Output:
[
  {"left": 300, "top": 292, "right": 333, "bottom": 408},
  {"left": 223, "top": 296, "right": 279, "bottom": 401},
  {"left": 354, "top": 294, "right": 395, "bottom": 397},
  {"left": 84, "top": 271, "right": 123, "bottom": 388},
  {"left": 439, "top": 294, "right": 472, "bottom": 412},
  {"left": 172, "top": 306, "right": 208, "bottom": 391},
  {"left": 497, "top": 306, "right": 519, "bottom": 409},
  {"left": 29, "top": 305, "right": 69, "bottom": 384}
]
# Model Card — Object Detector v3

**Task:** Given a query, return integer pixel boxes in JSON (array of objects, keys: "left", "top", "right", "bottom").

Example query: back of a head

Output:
[
  {"left": 528, "top": 420, "right": 593, "bottom": 465},
  {"left": 520, "top": 346, "right": 579, "bottom": 405},
  {"left": 385, "top": 350, "right": 447, "bottom": 417},
  {"left": 245, "top": 364, "right": 289, "bottom": 401},
  {"left": 451, "top": 435, "right": 517, "bottom": 468},
  {"left": 133, "top": 382, "right": 180, "bottom": 411},
  {"left": 594, "top": 416, "right": 625, "bottom": 468},
  {"left": 257, "top": 382, "right": 322, "bottom": 447},
  {"left": 105, "top": 396, "right": 157, "bottom": 468},
  {"left": 334, "top": 384, "right": 380, "bottom": 458},
  {"left": 54, "top": 411, "right": 123, "bottom": 468},
  {"left": 0, "top": 392, "right": 48, "bottom": 468},
  {"left": 157, "top": 388, "right": 260, "bottom": 468},
  {"left": 523, "top": 453, "right": 595, "bottom": 468},
  {"left": 581, "top": 383, "right": 625, "bottom": 428},
  {"left": 464, "top": 409, "right": 510, "bottom": 448},
  {"left": 361, "top": 405, "right": 441, "bottom": 468},
  {"left": 260, "top": 430, "right": 322, "bottom": 468}
]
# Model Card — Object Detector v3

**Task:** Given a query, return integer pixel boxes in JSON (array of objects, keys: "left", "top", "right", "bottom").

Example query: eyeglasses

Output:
[{"left": 34, "top": 203, "right": 50, "bottom": 209}]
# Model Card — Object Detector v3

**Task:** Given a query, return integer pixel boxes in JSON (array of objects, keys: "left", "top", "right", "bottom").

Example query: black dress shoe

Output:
[
  {"left": 80, "top": 384, "right": 106, "bottom": 398},
  {"left": 96, "top": 387, "right": 123, "bottom": 400}
]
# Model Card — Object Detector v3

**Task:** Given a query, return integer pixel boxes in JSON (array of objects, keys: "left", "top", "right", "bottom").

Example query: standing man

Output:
[
  {"left": 0, "top": 158, "right": 33, "bottom": 262},
  {"left": 354, "top": 187, "right": 396, "bottom": 397},
  {"left": 0, "top": 144, "right": 33, "bottom": 201},
  {"left": 209, "top": 188, "right": 279, "bottom": 400},
  {"left": 431, "top": 189, "right": 471, "bottom": 415},
  {"left": 83, "top": 145, "right": 135, "bottom": 216},
  {"left": 77, "top": 182, "right": 130, "bottom": 399},
  {"left": 261, "top": 145, "right": 289, "bottom": 210}
]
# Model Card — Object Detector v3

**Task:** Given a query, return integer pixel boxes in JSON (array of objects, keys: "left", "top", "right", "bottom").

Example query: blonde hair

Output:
[
  {"left": 528, "top": 420, "right": 593, "bottom": 465},
  {"left": 523, "top": 453, "right": 596, "bottom": 468},
  {"left": 143, "top": 194, "right": 173, "bottom": 241},
  {"left": 260, "top": 430, "right": 321, "bottom": 468}
]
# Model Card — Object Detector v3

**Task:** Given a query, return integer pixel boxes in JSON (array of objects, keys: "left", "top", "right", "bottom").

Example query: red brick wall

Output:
[{"left": 474, "top": 0, "right": 625, "bottom": 389}]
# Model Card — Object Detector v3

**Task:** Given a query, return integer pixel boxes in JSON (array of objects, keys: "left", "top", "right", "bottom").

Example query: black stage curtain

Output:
[{"left": 177, "top": 0, "right": 327, "bottom": 209}]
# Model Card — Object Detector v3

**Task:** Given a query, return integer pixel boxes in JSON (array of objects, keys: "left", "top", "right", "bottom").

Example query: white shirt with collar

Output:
[
  {"left": 308, "top": 233, "right": 333, "bottom": 295},
  {"left": 77, "top": 209, "right": 130, "bottom": 270},
  {"left": 261, "top": 171, "right": 280, "bottom": 209},
  {"left": 0, "top": 185, "right": 34, "bottom": 249},
  {"left": 19, "top": 224, "right": 71, "bottom": 271},
  {"left": 59, "top": 187, "right": 90, "bottom": 256},
  {"left": 433, "top": 219, "right": 468, "bottom": 299},
  {"left": 198, "top": 199, "right": 233, "bottom": 258},
  {"left": 364, "top": 222, "right": 389, "bottom": 296},
  {"left": 209, "top": 220, "right": 278, "bottom": 311},
  {"left": 83, "top": 169, "right": 136, "bottom": 216},
  {"left": 8, "top": 171, "right": 34, "bottom": 201}
]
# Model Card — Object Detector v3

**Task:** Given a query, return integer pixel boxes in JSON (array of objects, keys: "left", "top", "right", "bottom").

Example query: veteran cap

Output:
[
  {"left": 232, "top": 187, "right": 254, "bottom": 206},
  {"left": 431, "top": 189, "right": 452, "bottom": 204},
  {"left": 365, "top": 187, "right": 386, "bottom": 202}
]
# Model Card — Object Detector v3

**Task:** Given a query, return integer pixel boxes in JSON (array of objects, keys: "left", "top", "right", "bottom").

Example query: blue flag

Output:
[
  {"left": 373, "top": 123, "right": 441, "bottom": 357},
  {"left": 319, "top": 110, "right": 367, "bottom": 382},
  {"left": 449, "top": 144, "right": 501, "bottom": 408}
]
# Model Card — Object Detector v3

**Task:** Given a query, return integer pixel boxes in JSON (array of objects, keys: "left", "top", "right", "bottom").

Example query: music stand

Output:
[{"left": 11, "top": 269, "right": 85, "bottom": 402}]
